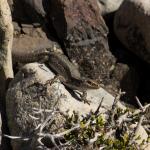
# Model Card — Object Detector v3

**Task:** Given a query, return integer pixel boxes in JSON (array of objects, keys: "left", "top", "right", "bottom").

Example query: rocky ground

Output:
[{"left": 0, "top": 0, "right": 150, "bottom": 149}]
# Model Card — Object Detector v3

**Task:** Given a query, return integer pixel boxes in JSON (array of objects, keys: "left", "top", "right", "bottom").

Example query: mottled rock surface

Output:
[
  {"left": 6, "top": 63, "right": 125, "bottom": 149},
  {"left": 114, "top": 0, "right": 150, "bottom": 64},
  {"left": 49, "top": 0, "right": 116, "bottom": 84},
  {"left": 110, "top": 63, "right": 139, "bottom": 104},
  {"left": 6, "top": 63, "right": 68, "bottom": 149}
]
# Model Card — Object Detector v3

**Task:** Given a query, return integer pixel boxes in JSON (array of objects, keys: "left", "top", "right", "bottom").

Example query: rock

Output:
[
  {"left": 23, "top": 0, "right": 49, "bottom": 18},
  {"left": 6, "top": 63, "right": 125, "bottom": 149},
  {"left": 97, "top": 0, "right": 124, "bottom": 15},
  {"left": 10, "top": 0, "right": 57, "bottom": 38},
  {"left": 49, "top": 0, "right": 116, "bottom": 84},
  {"left": 130, "top": 124, "right": 148, "bottom": 145},
  {"left": 0, "top": 114, "right": 1, "bottom": 146},
  {"left": 114, "top": 0, "right": 150, "bottom": 64},
  {"left": 11, "top": 0, "right": 47, "bottom": 24},
  {"left": 7, "top": 0, "right": 13, "bottom": 11},
  {"left": 109, "top": 63, "right": 139, "bottom": 104},
  {"left": 142, "top": 144, "right": 150, "bottom": 150},
  {"left": 21, "top": 0, "right": 51, "bottom": 26},
  {"left": 12, "top": 26, "right": 62, "bottom": 63},
  {"left": 145, "top": 105, "right": 150, "bottom": 120},
  {"left": 13, "top": 21, "right": 21, "bottom": 36},
  {"left": 138, "top": 76, "right": 150, "bottom": 103}
]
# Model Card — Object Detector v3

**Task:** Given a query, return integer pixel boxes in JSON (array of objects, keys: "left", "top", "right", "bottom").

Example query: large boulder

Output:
[
  {"left": 6, "top": 63, "right": 122, "bottom": 149},
  {"left": 49, "top": 0, "right": 116, "bottom": 83},
  {"left": 114, "top": 0, "right": 150, "bottom": 64}
]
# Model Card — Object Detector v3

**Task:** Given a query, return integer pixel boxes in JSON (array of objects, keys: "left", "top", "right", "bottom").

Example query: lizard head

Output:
[{"left": 83, "top": 78, "right": 100, "bottom": 89}]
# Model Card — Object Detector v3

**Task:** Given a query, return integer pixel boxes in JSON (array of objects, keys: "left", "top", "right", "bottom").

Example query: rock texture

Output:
[
  {"left": 110, "top": 63, "right": 139, "bottom": 104},
  {"left": 49, "top": 0, "right": 116, "bottom": 83},
  {"left": 6, "top": 63, "right": 64, "bottom": 149},
  {"left": 114, "top": 0, "right": 150, "bottom": 64},
  {"left": 8, "top": 0, "right": 141, "bottom": 105},
  {"left": 12, "top": 25, "right": 62, "bottom": 63},
  {"left": 98, "top": 0, "right": 124, "bottom": 15},
  {"left": 6, "top": 63, "right": 124, "bottom": 149}
]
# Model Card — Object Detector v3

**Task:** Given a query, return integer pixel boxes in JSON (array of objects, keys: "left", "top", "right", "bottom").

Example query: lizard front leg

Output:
[
  {"left": 45, "top": 74, "right": 91, "bottom": 104},
  {"left": 80, "top": 90, "right": 91, "bottom": 105}
]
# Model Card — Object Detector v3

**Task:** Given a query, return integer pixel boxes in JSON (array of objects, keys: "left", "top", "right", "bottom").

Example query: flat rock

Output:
[
  {"left": 49, "top": 0, "right": 116, "bottom": 83},
  {"left": 114, "top": 0, "right": 150, "bottom": 64},
  {"left": 6, "top": 63, "right": 125, "bottom": 149}
]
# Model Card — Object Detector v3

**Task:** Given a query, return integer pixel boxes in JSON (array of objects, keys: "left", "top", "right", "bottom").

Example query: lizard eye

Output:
[
  {"left": 86, "top": 79, "right": 98, "bottom": 86},
  {"left": 86, "top": 80, "right": 92, "bottom": 84}
]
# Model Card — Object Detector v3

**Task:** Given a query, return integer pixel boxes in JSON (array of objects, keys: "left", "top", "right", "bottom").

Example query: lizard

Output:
[
  {"left": 13, "top": 47, "right": 100, "bottom": 103},
  {"left": 10, "top": 1, "right": 99, "bottom": 103},
  {"left": 12, "top": 31, "right": 100, "bottom": 103},
  {"left": 46, "top": 52, "right": 100, "bottom": 103}
]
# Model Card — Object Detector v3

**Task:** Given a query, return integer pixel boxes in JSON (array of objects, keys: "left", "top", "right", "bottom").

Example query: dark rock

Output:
[
  {"left": 23, "top": 0, "right": 49, "bottom": 17},
  {"left": 0, "top": 114, "right": 1, "bottom": 145},
  {"left": 10, "top": 0, "right": 50, "bottom": 25},
  {"left": 49, "top": 0, "right": 116, "bottom": 83},
  {"left": 137, "top": 64, "right": 150, "bottom": 104},
  {"left": 114, "top": 0, "right": 150, "bottom": 64},
  {"left": 109, "top": 63, "right": 139, "bottom": 104}
]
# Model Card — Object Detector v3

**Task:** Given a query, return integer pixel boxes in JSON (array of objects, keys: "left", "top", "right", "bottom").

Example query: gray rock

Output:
[
  {"left": 98, "top": 0, "right": 124, "bottom": 15},
  {"left": 114, "top": 0, "right": 150, "bottom": 64},
  {"left": 49, "top": 0, "right": 116, "bottom": 83},
  {"left": 6, "top": 63, "right": 65, "bottom": 149},
  {"left": 130, "top": 124, "right": 148, "bottom": 145},
  {"left": 6, "top": 63, "right": 125, "bottom": 149}
]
